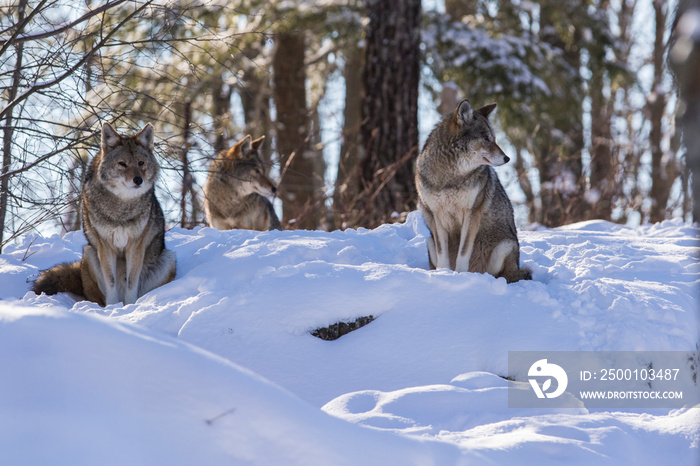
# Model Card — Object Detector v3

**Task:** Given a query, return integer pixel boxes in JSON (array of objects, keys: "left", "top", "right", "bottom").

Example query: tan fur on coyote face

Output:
[{"left": 204, "top": 134, "right": 281, "bottom": 231}]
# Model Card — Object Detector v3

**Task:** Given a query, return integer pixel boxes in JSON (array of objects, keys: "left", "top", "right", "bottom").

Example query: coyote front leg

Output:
[
  {"left": 124, "top": 239, "right": 147, "bottom": 305},
  {"left": 426, "top": 236, "right": 437, "bottom": 269},
  {"left": 455, "top": 210, "right": 482, "bottom": 273},
  {"left": 432, "top": 217, "right": 452, "bottom": 269},
  {"left": 94, "top": 241, "right": 119, "bottom": 305},
  {"left": 420, "top": 205, "right": 438, "bottom": 269}
]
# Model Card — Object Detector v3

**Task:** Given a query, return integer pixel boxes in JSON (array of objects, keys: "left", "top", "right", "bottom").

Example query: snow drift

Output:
[{"left": 0, "top": 212, "right": 698, "bottom": 464}]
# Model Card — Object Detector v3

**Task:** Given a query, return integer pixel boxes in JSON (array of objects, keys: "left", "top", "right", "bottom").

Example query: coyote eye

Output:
[
  {"left": 138, "top": 161, "right": 144, "bottom": 167},
  {"left": 118, "top": 161, "right": 127, "bottom": 167}
]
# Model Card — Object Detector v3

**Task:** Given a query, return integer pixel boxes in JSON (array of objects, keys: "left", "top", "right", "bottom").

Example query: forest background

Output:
[{"left": 1, "top": 0, "right": 698, "bottom": 252}]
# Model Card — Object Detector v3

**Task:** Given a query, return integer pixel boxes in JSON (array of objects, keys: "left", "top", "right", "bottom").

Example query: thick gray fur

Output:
[{"left": 415, "top": 99, "right": 532, "bottom": 282}]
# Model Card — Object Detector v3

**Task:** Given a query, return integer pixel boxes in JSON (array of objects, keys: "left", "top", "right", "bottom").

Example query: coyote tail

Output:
[
  {"left": 513, "top": 266, "right": 533, "bottom": 282},
  {"left": 31, "top": 261, "right": 84, "bottom": 297}
]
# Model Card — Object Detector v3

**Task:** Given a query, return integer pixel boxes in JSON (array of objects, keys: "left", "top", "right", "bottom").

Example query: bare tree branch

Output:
[
  {"left": 0, "top": 131, "right": 99, "bottom": 182},
  {"left": 0, "top": 0, "right": 50, "bottom": 58},
  {"left": 0, "top": 0, "right": 130, "bottom": 49},
  {"left": 0, "top": 0, "right": 154, "bottom": 122}
]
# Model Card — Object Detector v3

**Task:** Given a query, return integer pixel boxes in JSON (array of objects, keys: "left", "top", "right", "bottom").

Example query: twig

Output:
[
  {"left": 205, "top": 407, "right": 236, "bottom": 426},
  {"left": 21, "top": 235, "right": 38, "bottom": 261},
  {"left": 277, "top": 149, "right": 297, "bottom": 191}
]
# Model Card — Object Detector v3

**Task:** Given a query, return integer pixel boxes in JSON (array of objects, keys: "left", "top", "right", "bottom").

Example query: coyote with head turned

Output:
[
  {"left": 204, "top": 134, "right": 281, "bottom": 231},
  {"left": 32, "top": 123, "right": 176, "bottom": 306},
  {"left": 415, "top": 98, "right": 532, "bottom": 283}
]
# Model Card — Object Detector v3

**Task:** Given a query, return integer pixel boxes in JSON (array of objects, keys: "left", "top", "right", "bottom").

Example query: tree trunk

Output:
[
  {"left": 333, "top": 43, "right": 364, "bottom": 227},
  {"left": 64, "top": 0, "right": 95, "bottom": 233},
  {"left": 180, "top": 100, "right": 195, "bottom": 229},
  {"left": 648, "top": 1, "right": 675, "bottom": 223},
  {"left": 445, "top": 0, "right": 475, "bottom": 20},
  {"left": 616, "top": 0, "right": 642, "bottom": 224},
  {"left": 240, "top": 46, "right": 272, "bottom": 164},
  {"left": 0, "top": 0, "right": 27, "bottom": 253},
  {"left": 537, "top": 4, "right": 585, "bottom": 227},
  {"left": 438, "top": 82, "right": 458, "bottom": 116},
  {"left": 589, "top": 79, "right": 615, "bottom": 221},
  {"left": 671, "top": 0, "right": 700, "bottom": 224},
  {"left": 62, "top": 158, "right": 85, "bottom": 232},
  {"left": 211, "top": 74, "right": 232, "bottom": 155},
  {"left": 272, "top": 32, "right": 323, "bottom": 229},
  {"left": 356, "top": 0, "right": 421, "bottom": 228},
  {"left": 514, "top": 146, "right": 537, "bottom": 224},
  {"left": 588, "top": 0, "right": 615, "bottom": 221}
]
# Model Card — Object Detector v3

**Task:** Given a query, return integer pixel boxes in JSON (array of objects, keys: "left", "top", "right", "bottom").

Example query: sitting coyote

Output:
[
  {"left": 32, "top": 123, "right": 176, "bottom": 305},
  {"left": 415, "top": 98, "right": 532, "bottom": 283},
  {"left": 204, "top": 135, "right": 281, "bottom": 231}
]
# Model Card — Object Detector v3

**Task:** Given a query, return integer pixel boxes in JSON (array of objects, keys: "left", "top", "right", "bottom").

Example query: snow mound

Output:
[
  {"left": 0, "top": 304, "right": 463, "bottom": 465},
  {"left": 1, "top": 211, "right": 698, "bottom": 464}
]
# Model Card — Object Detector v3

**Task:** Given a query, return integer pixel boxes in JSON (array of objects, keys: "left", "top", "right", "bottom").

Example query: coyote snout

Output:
[
  {"left": 475, "top": 139, "right": 510, "bottom": 167},
  {"left": 251, "top": 166, "right": 278, "bottom": 197}
]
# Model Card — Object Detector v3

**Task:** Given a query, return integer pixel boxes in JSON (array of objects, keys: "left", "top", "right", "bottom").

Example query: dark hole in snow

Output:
[{"left": 311, "top": 315, "right": 375, "bottom": 341}]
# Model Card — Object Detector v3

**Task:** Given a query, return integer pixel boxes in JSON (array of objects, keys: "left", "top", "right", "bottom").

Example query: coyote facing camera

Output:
[
  {"left": 415, "top": 98, "right": 532, "bottom": 283},
  {"left": 204, "top": 135, "right": 281, "bottom": 231},
  {"left": 32, "top": 123, "right": 176, "bottom": 306}
]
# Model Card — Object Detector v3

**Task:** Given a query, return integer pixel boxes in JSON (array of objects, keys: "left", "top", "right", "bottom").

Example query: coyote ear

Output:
[
  {"left": 477, "top": 103, "right": 497, "bottom": 118},
  {"left": 251, "top": 135, "right": 265, "bottom": 150},
  {"left": 240, "top": 135, "right": 252, "bottom": 154},
  {"left": 454, "top": 99, "right": 473, "bottom": 125},
  {"left": 135, "top": 124, "right": 155, "bottom": 151},
  {"left": 101, "top": 123, "right": 121, "bottom": 149}
]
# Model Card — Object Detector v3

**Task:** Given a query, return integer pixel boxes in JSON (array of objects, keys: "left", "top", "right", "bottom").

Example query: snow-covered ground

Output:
[{"left": 1, "top": 212, "right": 698, "bottom": 465}]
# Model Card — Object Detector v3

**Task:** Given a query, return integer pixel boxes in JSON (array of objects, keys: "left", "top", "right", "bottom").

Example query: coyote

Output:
[
  {"left": 204, "top": 134, "right": 281, "bottom": 231},
  {"left": 32, "top": 123, "right": 176, "bottom": 306},
  {"left": 415, "top": 98, "right": 532, "bottom": 283}
]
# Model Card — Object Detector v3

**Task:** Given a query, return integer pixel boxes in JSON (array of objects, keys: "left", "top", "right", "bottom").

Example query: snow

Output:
[
  {"left": 1, "top": 211, "right": 698, "bottom": 464},
  {"left": 0, "top": 305, "right": 462, "bottom": 466}
]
